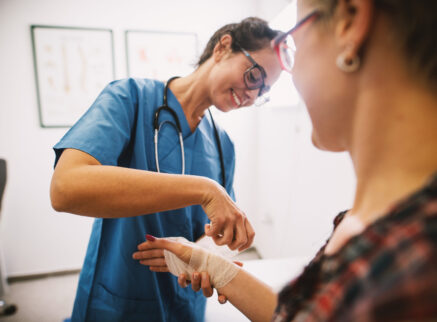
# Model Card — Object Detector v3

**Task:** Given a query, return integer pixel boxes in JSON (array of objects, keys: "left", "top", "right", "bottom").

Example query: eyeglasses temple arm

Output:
[{"left": 272, "top": 10, "right": 320, "bottom": 47}]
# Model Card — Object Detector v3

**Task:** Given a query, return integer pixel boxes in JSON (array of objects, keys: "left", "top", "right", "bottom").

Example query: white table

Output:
[{"left": 205, "top": 257, "right": 310, "bottom": 322}]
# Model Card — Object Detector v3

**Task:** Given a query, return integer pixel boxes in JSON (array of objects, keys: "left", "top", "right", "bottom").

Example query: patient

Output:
[{"left": 133, "top": 0, "right": 437, "bottom": 320}]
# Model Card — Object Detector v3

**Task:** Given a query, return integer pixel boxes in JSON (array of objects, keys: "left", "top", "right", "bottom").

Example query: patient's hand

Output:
[
  {"left": 133, "top": 235, "right": 241, "bottom": 303},
  {"left": 133, "top": 234, "right": 191, "bottom": 270},
  {"left": 178, "top": 271, "right": 215, "bottom": 298},
  {"left": 132, "top": 245, "right": 168, "bottom": 272},
  {"left": 133, "top": 234, "right": 208, "bottom": 272},
  {"left": 133, "top": 235, "right": 217, "bottom": 299},
  {"left": 178, "top": 261, "right": 243, "bottom": 304},
  {"left": 132, "top": 235, "right": 193, "bottom": 262}
]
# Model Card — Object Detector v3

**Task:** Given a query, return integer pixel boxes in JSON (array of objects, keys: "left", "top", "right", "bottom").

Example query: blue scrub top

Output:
[{"left": 53, "top": 78, "right": 236, "bottom": 322}]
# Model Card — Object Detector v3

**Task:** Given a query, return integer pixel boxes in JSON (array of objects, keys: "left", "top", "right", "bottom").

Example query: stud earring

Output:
[{"left": 336, "top": 49, "right": 360, "bottom": 73}]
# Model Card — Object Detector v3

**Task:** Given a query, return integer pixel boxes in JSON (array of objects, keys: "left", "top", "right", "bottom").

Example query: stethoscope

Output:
[{"left": 153, "top": 76, "right": 226, "bottom": 188}]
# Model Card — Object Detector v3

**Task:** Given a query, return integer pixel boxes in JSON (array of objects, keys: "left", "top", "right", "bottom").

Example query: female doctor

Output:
[{"left": 50, "top": 17, "right": 282, "bottom": 322}]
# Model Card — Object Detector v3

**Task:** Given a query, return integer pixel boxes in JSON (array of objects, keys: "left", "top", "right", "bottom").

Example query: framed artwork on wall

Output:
[
  {"left": 125, "top": 30, "right": 198, "bottom": 81},
  {"left": 31, "top": 25, "right": 115, "bottom": 128}
]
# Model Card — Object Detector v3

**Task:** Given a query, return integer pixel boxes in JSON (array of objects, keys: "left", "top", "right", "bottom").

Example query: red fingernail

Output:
[{"left": 146, "top": 234, "right": 156, "bottom": 241}]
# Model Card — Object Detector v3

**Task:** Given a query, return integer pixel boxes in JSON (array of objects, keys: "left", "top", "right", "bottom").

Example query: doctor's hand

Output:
[{"left": 202, "top": 181, "right": 255, "bottom": 251}]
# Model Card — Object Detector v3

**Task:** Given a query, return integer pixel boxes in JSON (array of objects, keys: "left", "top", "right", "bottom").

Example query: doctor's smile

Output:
[{"left": 230, "top": 89, "right": 242, "bottom": 108}]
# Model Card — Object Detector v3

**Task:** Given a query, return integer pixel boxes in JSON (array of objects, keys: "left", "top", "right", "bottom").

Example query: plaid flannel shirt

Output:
[{"left": 273, "top": 173, "right": 437, "bottom": 322}]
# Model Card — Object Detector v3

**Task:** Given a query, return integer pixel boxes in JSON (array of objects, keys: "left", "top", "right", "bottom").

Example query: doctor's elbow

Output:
[{"left": 50, "top": 176, "right": 72, "bottom": 213}]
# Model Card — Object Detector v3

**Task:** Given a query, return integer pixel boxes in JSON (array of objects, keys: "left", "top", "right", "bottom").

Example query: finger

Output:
[
  {"left": 137, "top": 241, "right": 151, "bottom": 251},
  {"left": 206, "top": 219, "right": 223, "bottom": 238},
  {"left": 132, "top": 249, "right": 164, "bottom": 260},
  {"left": 137, "top": 235, "right": 160, "bottom": 250},
  {"left": 201, "top": 272, "right": 213, "bottom": 297},
  {"left": 228, "top": 215, "right": 247, "bottom": 250},
  {"left": 141, "top": 235, "right": 192, "bottom": 263},
  {"left": 218, "top": 293, "right": 228, "bottom": 304},
  {"left": 233, "top": 261, "right": 244, "bottom": 267},
  {"left": 222, "top": 224, "right": 235, "bottom": 247},
  {"left": 209, "top": 222, "right": 224, "bottom": 244},
  {"left": 178, "top": 273, "right": 189, "bottom": 288},
  {"left": 139, "top": 258, "right": 167, "bottom": 266},
  {"left": 149, "top": 266, "right": 170, "bottom": 273},
  {"left": 211, "top": 233, "right": 224, "bottom": 245},
  {"left": 213, "top": 224, "right": 233, "bottom": 246},
  {"left": 191, "top": 272, "right": 201, "bottom": 292},
  {"left": 238, "top": 219, "right": 255, "bottom": 252},
  {"left": 204, "top": 224, "right": 212, "bottom": 236}
]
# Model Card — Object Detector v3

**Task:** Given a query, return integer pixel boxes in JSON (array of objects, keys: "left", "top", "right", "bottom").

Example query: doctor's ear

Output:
[
  {"left": 212, "top": 34, "right": 233, "bottom": 62},
  {"left": 334, "top": 0, "right": 374, "bottom": 61}
]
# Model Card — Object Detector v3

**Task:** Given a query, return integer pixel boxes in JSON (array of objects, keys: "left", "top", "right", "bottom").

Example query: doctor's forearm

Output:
[
  {"left": 50, "top": 151, "right": 217, "bottom": 218},
  {"left": 217, "top": 269, "right": 278, "bottom": 322}
]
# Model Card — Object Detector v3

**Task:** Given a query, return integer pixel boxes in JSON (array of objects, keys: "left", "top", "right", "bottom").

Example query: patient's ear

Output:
[{"left": 334, "top": 0, "right": 374, "bottom": 57}]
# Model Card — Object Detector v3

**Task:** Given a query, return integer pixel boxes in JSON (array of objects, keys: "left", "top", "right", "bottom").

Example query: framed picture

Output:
[
  {"left": 31, "top": 25, "right": 115, "bottom": 128},
  {"left": 125, "top": 30, "right": 198, "bottom": 81}
]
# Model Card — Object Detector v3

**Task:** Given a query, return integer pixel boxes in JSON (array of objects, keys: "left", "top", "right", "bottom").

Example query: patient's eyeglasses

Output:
[{"left": 272, "top": 10, "right": 320, "bottom": 73}]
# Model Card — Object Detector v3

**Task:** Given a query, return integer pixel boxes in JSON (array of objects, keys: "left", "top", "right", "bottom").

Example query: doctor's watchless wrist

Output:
[{"left": 199, "top": 176, "right": 223, "bottom": 206}]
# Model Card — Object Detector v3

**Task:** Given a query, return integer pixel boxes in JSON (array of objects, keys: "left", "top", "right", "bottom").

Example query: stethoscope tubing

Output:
[
  {"left": 154, "top": 124, "right": 185, "bottom": 174},
  {"left": 154, "top": 77, "right": 226, "bottom": 188}
]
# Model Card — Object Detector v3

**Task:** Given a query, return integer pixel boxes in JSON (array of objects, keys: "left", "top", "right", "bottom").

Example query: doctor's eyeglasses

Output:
[
  {"left": 272, "top": 10, "right": 320, "bottom": 73},
  {"left": 234, "top": 42, "right": 271, "bottom": 106}
]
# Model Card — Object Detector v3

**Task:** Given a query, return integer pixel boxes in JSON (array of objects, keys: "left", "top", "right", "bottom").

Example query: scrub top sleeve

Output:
[{"left": 53, "top": 79, "right": 139, "bottom": 167}]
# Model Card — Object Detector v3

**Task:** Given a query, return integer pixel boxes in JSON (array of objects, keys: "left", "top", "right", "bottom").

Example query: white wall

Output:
[
  {"left": 0, "top": 0, "right": 289, "bottom": 277},
  {"left": 253, "top": 104, "right": 356, "bottom": 259}
]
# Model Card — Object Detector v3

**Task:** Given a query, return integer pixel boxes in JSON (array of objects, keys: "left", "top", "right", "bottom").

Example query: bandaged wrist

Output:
[{"left": 163, "top": 237, "right": 240, "bottom": 289}]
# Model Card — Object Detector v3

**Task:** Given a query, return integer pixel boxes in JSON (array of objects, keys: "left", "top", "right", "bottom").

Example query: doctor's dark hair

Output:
[
  {"left": 196, "top": 17, "right": 280, "bottom": 66},
  {"left": 308, "top": 0, "right": 437, "bottom": 87}
]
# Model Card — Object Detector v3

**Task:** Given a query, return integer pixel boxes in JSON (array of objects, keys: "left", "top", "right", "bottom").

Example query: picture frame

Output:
[
  {"left": 125, "top": 30, "right": 198, "bottom": 81},
  {"left": 31, "top": 25, "right": 115, "bottom": 128}
]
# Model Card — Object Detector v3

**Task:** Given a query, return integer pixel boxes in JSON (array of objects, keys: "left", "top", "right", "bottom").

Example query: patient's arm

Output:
[
  {"left": 133, "top": 236, "right": 277, "bottom": 322},
  {"left": 217, "top": 267, "right": 278, "bottom": 321}
]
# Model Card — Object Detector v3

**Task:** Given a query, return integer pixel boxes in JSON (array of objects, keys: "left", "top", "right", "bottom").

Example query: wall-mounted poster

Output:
[
  {"left": 125, "top": 30, "right": 198, "bottom": 81},
  {"left": 31, "top": 25, "right": 115, "bottom": 128}
]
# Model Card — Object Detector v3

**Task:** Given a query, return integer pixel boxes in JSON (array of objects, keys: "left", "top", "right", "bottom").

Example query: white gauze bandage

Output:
[{"left": 163, "top": 237, "right": 240, "bottom": 289}]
